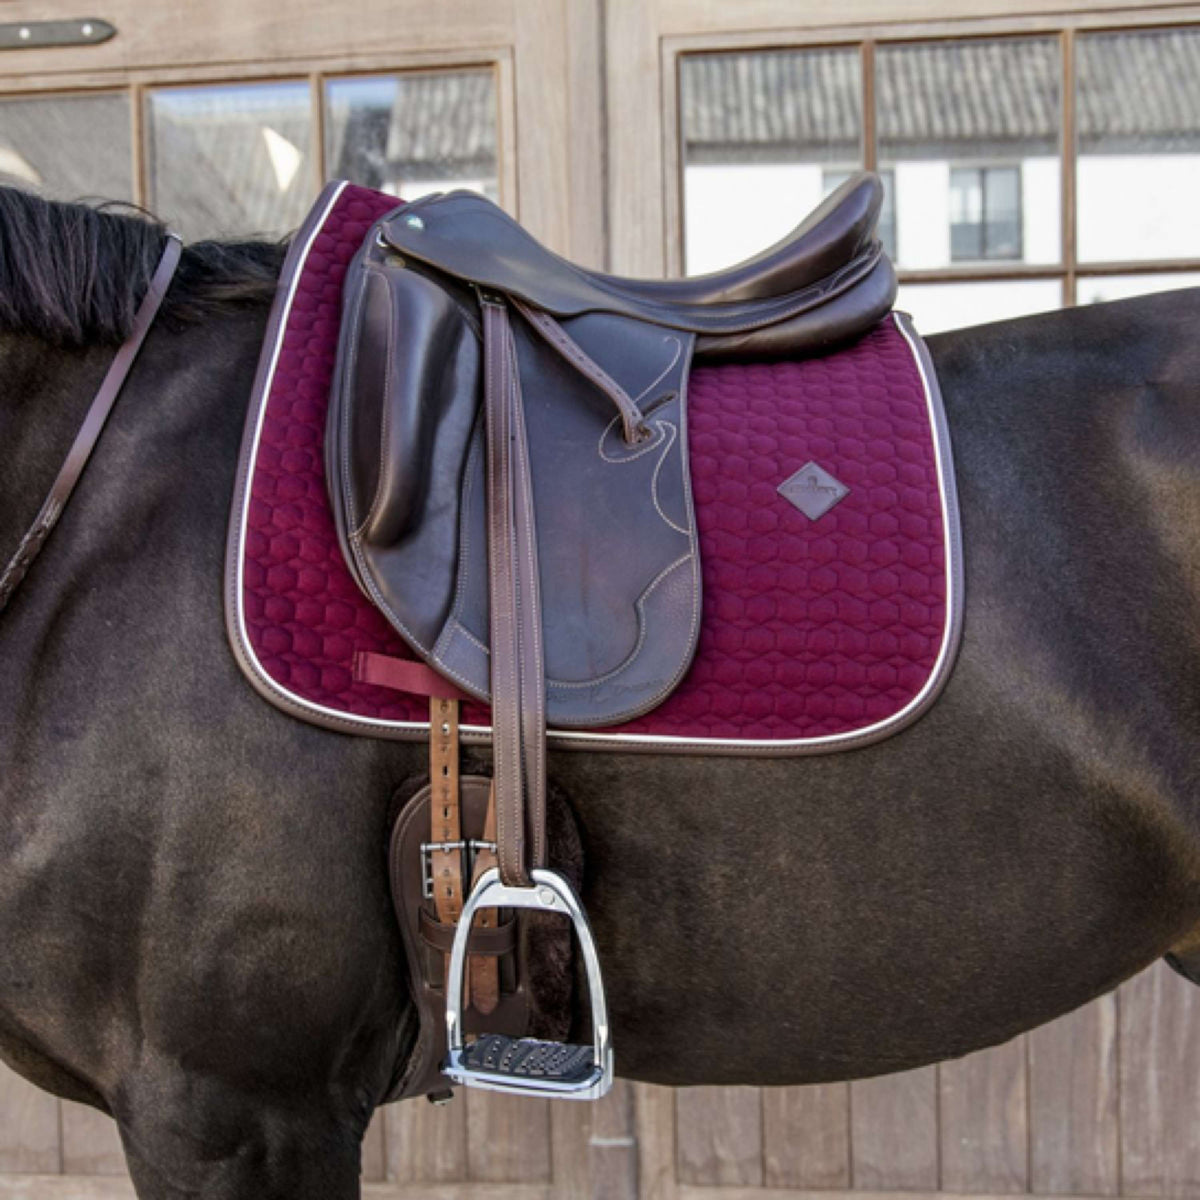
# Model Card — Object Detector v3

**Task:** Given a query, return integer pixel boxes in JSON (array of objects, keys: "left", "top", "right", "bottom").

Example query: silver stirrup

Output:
[{"left": 443, "top": 867, "right": 614, "bottom": 1100}]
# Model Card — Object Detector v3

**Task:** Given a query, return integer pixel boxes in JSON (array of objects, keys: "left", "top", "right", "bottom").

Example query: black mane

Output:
[{"left": 0, "top": 187, "right": 286, "bottom": 346}]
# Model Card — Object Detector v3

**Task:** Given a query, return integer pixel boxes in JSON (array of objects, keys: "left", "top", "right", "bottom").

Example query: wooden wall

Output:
[{"left": 4, "top": 960, "right": 1200, "bottom": 1198}]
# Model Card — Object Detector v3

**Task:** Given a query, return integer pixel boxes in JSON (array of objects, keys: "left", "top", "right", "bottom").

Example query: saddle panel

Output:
[{"left": 328, "top": 229, "right": 702, "bottom": 726}]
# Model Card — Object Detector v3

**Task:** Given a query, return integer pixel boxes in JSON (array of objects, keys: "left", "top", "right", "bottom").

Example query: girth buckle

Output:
[{"left": 444, "top": 867, "right": 614, "bottom": 1100}]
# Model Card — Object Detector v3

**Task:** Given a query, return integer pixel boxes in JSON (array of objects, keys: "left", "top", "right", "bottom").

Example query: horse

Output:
[{"left": 4, "top": 184, "right": 1200, "bottom": 1199}]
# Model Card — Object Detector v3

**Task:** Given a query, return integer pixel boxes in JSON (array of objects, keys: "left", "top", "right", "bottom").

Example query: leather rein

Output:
[{"left": 0, "top": 234, "right": 182, "bottom": 617}]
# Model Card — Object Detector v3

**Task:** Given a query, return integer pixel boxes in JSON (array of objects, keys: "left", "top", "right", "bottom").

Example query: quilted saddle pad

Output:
[{"left": 225, "top": 182, "right": 963, "bottom": 755}]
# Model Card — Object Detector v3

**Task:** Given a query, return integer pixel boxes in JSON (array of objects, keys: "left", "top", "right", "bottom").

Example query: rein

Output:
[{"left": 0, "top": 233, "right": 182, "bottom": 617}]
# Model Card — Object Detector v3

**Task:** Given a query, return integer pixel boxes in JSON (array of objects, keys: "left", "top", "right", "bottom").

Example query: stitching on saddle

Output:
[
  {"left": 632, "top": 334, "right": 684, "bottom": 406},
  {"left": 649, "top": 421, "right": 688, "bottom": 535},
  {"left": 546, "top": 550, "right": 694, "bottom": 692},
  {"left": 551, "top": 342, "right": 704, "bottom": 720},
  {"left": 595, "top": 333, "right": 685, "bottom": 466},
  {"left": 598, "top": 414, "right": 664, "bottom": 463}
]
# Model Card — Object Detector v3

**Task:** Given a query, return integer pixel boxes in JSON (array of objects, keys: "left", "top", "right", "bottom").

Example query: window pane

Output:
[
  {"left": 146, "top": 82, "right": 313, "bottom": 241},
  {"left": 1079, "top": 272, "right": 1200, "bottom": 304},
  {"left": 878, "top": 38, "right": 1060, "bottom": 269},
  {"left": 0, "top": 92, "right": 131, "bottom": 202},
  {"left": 1077, "top": 29, "right": 1200, "bottom": 262},
  {"left": 680, "top": 47, "right": 862, "bottom": 274},
  {"left": 898, "top": 279, "right": 1061, "bottom": 334},
  {"left": 324, "top": 70, "right": 498, "bottom": 201}
]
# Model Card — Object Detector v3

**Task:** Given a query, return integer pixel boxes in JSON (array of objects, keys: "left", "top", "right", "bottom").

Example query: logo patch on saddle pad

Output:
[{"left": 777, "top": 461, "right": 850, "bottom": 521}]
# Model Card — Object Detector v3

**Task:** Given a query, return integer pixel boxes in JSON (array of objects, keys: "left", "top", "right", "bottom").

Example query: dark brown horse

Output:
[{"left": 4, "top": 186, "right": 1200, "bottom": 1198}]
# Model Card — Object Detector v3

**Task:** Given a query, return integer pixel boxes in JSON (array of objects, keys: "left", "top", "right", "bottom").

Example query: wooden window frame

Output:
[
  {"left": 664, "top": 6, "right": 1200, "bottom": 305},
  {"left": 0, "top": 49, "right": 517, "bottom": 217}
]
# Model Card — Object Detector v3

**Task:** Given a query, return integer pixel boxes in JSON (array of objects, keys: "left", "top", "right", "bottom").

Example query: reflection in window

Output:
[
  {"left": 324, "top": 71, "right": 498, "bottom": 201},
  {"left": 680, "top": 47, "right": 862, "bottom": 274},
  {"left": 949, "top": 166, "right": 1022, "bottom": 261},
  {"left": 824, "top": 167, "right": 897, "bottom": 260},
  {"left": 1078, "top": 272, "right": 1200, "bottom": 304},
  {"left": 146, "top": 82, "right": 313, "bottom": 241},
  {"left": 1077, "top": 29, "right": 1200, "bottom": 261},
  {"left": 897, "top": 279, "right": 1061, "bottom": 334},
  {"left": 877, "top": 38, "right": 1059, "bottom": 270},
  {"left": 0, "top": 92, "right": 132, "bottom": 202}
]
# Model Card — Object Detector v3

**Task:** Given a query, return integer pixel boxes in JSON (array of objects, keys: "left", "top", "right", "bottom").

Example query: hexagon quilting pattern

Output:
[{"left": 238, "top": 184, "right": 949, "bottom": 744}]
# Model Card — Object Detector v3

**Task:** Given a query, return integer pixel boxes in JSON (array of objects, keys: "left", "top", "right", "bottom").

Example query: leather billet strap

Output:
[
  {"left": 0, "top": 233, "right": 183, "bottom": 617},
  {"left": 481, "top": 296, "right": 547, "bottom": 888},
  {"left": 468, "top": 786, "right": 501, "bottom": 1014},
  {"left": 429, "top": 697, "right": 466, "bottom": 938}
]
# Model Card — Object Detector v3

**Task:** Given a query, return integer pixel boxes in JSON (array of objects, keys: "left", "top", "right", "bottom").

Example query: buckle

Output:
[
  {"left": 420, "top": 839, "right": 497, "bottom": 898},
  {"left": 443, "top": 867, "right": 614, "bottom": 1101}
]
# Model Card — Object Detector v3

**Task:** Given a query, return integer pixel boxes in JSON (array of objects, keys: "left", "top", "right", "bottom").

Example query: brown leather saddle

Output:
[{"left": 326, "top": 172, "right": 896, "bottom": 1100}]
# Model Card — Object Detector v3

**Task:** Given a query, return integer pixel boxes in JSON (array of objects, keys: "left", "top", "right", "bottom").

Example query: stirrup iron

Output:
[{"left": 444, "top": 867, "right": 614, "bottom": 1100}]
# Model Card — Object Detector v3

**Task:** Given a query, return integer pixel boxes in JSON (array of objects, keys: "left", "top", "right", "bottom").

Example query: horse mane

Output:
[{"left": 0, "top": 186, "right": 286, "bottom": 347}]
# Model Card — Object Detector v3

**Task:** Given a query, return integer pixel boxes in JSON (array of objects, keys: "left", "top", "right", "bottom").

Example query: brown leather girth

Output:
[{"left": 0, "top": 234, "right": 182, "bottom": 617}]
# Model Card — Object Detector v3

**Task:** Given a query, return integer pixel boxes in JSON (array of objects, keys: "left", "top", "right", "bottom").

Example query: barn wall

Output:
[{"left": 3, "top": 962, "right": 1200, "bottom": 1198}]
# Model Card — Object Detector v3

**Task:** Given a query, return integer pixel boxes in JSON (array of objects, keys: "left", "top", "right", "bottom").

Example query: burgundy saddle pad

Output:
[{"left": 225, "top": 182, "right": 963, "bottom": 755}]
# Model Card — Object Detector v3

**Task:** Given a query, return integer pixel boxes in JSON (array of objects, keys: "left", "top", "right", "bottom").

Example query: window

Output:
[
  {"left": 0, "top": 92, "right": 132, "bottom": 203},
  {"left": 679, "top": 25, "right": 1200, "bottom": 332},
  {"left": 324, "top": 71, "right": 498, "bottom": 202},
  {"left": 0, "top": 67, "right": 499, "bottom": 243},
  {"left": 949, "top": 166, "right": 1022, "bottom": 262},
  {"left": 680, "top": 46, "right": 861, "bottom": 276},
  {"left": 145, "top": 82, "right": 313, "bottom": 241}
]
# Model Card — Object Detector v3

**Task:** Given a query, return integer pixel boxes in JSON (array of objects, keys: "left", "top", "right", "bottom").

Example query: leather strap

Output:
[
  {"left": 468, "top": 784, "right": 501, "bottom": 1014},
  {"left": 354, "top": 650, "right": 472, "bottom": 702},
  {"left": 511, "top": 297, "right": 647, "bottom": 445},
  {"left": 481, "top": 297, "right": 547, "bottom": 888},
  {"left": 0, "top": 234, "right": 182, "bottom": 617},
  {"left": 429, "top": 697, "right": 465, "bottom": 966},
  {"left": 418, "top": 906, "right": 516, "bottom": 956}
]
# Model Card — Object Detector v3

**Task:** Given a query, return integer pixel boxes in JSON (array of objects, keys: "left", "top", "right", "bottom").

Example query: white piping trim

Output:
[{"left": 230, "top": 215, "right": 961, "bottom": 753}]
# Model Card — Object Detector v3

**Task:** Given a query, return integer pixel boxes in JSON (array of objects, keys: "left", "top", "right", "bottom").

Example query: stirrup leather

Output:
[{"left": 445, "top": 867, "right": 614, "bottom": 1100}]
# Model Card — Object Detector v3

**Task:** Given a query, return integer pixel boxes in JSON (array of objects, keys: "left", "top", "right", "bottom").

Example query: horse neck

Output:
[
  {"left": 0, "top": 334, "right": 116, "bottom": 540},
  {"left": 0, "top": 311, "right": 264, "bottom": 621}
]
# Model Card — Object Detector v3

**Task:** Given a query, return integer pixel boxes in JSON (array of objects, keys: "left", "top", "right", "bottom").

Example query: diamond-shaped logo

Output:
[{"left": 777, "top": 461, "right": 849, "bottom": 521}]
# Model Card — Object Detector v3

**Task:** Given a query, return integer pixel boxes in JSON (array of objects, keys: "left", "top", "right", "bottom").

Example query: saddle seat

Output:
[
  {"left": 544, "top": 172, "right": 883, "bottom": 307},
  {"left": 376, "top": 171, "right": 892, "bottom": 362}
]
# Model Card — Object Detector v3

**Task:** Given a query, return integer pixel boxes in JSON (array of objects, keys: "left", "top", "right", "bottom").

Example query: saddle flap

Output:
[{"left": 327, "top": 230, "right": 703, "bottom": 726}]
